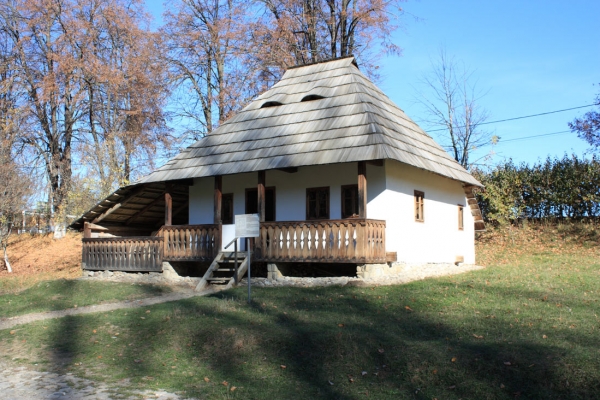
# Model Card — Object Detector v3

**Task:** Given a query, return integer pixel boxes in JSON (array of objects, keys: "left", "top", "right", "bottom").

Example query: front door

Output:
[{"left": 245, "top": 187, "right": 276, "bottom": 221}]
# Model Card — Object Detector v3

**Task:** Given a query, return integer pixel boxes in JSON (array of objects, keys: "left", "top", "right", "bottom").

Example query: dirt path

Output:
[
  {"left": 0, "top": 357, "right": 186, "bottom": 399},
  {"left": 0, "top": 287, "right": 215, "bottom": 399},
  {"left": 0, "top": 287, "right": 216, "bottom": 331}
]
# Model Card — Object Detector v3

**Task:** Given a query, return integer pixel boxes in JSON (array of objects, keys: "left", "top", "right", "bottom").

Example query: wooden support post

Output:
[
  {"left": 358, "top": 161, "right": 367, "bottom": 218},
  {"left": 258, "top": 170, "right": 266, "bottom": 222},
  {"left": 214, "top": 175, "right": 222, "bottom": 224},
  {"left": 165, "top": 192, "right": 172, "bottom": 226},
  {"left": 83, "top": 222, "right": 92, "bottom": 238}
]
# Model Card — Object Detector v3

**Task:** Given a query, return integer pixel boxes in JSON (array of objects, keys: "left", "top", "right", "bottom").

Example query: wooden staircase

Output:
[
  {"left": 195, "top": 251, "right": 248, "bottom": 291},
  {"left": 464, "top": 185, "right": 486, "bottom": 232}
]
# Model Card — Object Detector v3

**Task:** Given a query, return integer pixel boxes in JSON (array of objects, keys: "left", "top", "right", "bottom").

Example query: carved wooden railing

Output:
[
  {"left": 255, "top": 219, "right": 386, "bottom": 263},
  {"left": 160, "top": 224, "right": 221, "bottom": 261},
  {"left": 82, "top": 237, "right": 163, "bottom": 272}
]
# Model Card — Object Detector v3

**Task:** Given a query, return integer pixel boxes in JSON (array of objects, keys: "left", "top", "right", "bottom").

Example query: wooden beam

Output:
[
  {"left": 358, "top": 161, "right": 367, "bottom": 218},
  {"left": 125, "top": 193, "right": 165, "bottom": 225},
  {"left": 276, "top": 167, "right": 298, "bottom": 173},
  {"left": 92, "top": 203, "right": 122, "bottom": 224},
  {"left": 167, "top": 178, "right": 194, "bottom": 187},
  {"left": 165, "top": 191, "right": 172, "bottom": 226},
  {"left": 92, "top": 224, "right": 155, "bottom": 232},
  {"left": 91, "top": 186, "right": 147, "bottom": 222},
  {"left": 214, "top": 175, "right": 222, "bottom": 224},
  {"left": 87, "top": 223, "right": 109, "bottom": 231},
  {"left": 258, "top": 170, "right": 266, "bottom": 222},
  {"left": 366, "top": 159, "right": 384, "bottom": 167}
]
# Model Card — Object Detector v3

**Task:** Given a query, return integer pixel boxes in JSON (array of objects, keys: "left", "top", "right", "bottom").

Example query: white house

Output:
[{"left": 71, "top": 56, "right": 484, "bottom": 279}]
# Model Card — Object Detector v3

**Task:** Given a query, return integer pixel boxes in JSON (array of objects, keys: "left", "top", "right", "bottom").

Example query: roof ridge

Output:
[{"left": 285, "top": 55, "right": 357, "bottom": 70}]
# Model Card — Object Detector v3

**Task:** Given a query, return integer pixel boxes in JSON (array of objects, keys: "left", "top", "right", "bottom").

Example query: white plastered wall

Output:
[
  {"left": 373, "top": 160, "right": 475, "bottom": 264},
  {"left": 189, "top": 163, "right": 386, "bottom": 249},
  {"left": 188, "top": 160, "right": 475, "bottom": 263}
]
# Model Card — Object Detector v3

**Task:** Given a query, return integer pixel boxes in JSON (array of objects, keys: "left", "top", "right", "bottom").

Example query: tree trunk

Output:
[{"left": 3, "top": 245, "right": 12, "bottom": 273}]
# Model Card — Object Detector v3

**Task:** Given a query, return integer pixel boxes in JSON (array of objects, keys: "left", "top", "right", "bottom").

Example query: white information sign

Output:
[{"left": 235, "top": 214, "right": 260, "bottom": 238}]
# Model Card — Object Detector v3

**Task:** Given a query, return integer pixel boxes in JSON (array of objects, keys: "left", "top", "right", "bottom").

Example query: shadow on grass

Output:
[
  {"left": 41, "top": 281, "right": 600, "bottom": 399},
  {"left": 0, "top": 279, "right": 170, "bottom": 318}
]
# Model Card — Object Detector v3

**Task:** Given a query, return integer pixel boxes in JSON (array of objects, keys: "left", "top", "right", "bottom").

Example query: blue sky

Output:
[
  {"left": 145, "top": 0, "right": 600, "bottom": 167},
  {"left": 378, "top": 0, "right": 600, "bottom": 167}
]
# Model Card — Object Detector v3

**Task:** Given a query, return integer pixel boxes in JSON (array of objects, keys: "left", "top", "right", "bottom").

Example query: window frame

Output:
[
  {"left": 458, "top": 204, "right": 464, "bottom": 230},
  {"left": 414, "top": 190, "right": 425, "bottom": 222},
  {"left": 341, "top": 184, "right": 359, "bottom": 218},
  {"left": 306, "top": 186, "right": 330, "bottom": 220}
]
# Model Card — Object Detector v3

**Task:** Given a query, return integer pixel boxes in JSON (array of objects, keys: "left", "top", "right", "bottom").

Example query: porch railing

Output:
[
  {"left": 82, "top": 237, "right": 163, "bottom": 271},
  {"left": 160, "top": 224, "right": 221, "bottom": 261},
  {"left": 81, "top": 220, "right": 386, "bottom": 271},
  {"left": 255, "top": 219, "right": 386, "bottom": 263}
]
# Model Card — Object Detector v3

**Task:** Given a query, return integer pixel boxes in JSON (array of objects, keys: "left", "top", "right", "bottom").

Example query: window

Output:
[
  {"left": 301, "top": 94, "right": 325, "bottom": 102},
  {"left": 245, "top": 187, "right": 276, "bottom": 222},
  {"left": 306, "top": 187, "right": 329, "bottom": 220},
  {"left": 260, "top": 101, "right": 283, "bottom": 108},
  {"left": 222, "top": 193, "right": 233, "bottom": 224},
  {"left": 341, "top": 184, "right": 359, "bottom": 218},
  {"left": 414, "top": 190, "right": 424, "bottom": 222},
  {"left": 458, "top": 204, "right": 464, "bottom": 230}
]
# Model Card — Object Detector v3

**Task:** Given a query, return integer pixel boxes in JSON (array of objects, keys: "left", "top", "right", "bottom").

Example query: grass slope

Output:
[
  {"left": 0, "top": 280, "right": 171, "bottom": 318},
  {"left": 0, "top": 221, "right": 599, "bottom": 399}
]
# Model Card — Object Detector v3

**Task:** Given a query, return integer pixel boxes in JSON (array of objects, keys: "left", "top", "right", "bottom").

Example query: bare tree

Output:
[
  {"left": 0, "top": 0, "right": 94, "bottom": 217},
  {"left": 0, "top": 10, "right": 30, "bottom": 271},
  {"left": 252, "top": 0, "right": 404, "bottom": 78},
  {"left": 0, "top": 159, "right": 31, "bottom": 273},
  {"left": 163, "top": 0, "right": 254, "bottom": 140},
  {"left": 78, "top": 0, "right": 171, "bottom": 192},
  {"left": 1, "top": 0, "right": 170, "bottom": 221},
  {"left": 415, "top": 50, "right": 494, "bottom": 170}
]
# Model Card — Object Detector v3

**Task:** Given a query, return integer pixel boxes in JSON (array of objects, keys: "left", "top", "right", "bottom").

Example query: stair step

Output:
[
  {"left": 220, "top": 258, "right": 245, "bottom": 262},
  {"left": 206, "top": 277, "right": 231, "bottom": 282},
  {"left": 216, "top": 268, "right": 236, "bottom": 272}
]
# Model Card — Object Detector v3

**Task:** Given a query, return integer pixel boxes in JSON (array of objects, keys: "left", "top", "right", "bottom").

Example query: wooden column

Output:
[
  {"left": 164, "top": 189, "right": 172, "bottom": 226},
  {"left": 83, "top": 222, "right": 92, "bottom": 238},
  {"left": 258, "top": 170, "right": 266, "bottom": 222},
  {"left": 214, "top": 175, "right": 222, "bottom": 224},
  {"left": 358, "top": 161, "right": 367, "bottom": 218}
]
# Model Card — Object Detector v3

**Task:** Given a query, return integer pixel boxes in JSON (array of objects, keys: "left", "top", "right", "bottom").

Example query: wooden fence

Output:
[
  {"left": 82, "top": 237, "right": 163, "bottom": 271},
  {"left": 255, "top": 219, "right": 386, "bottom": 263},
  {"left": 160, "top": 224, "right": 221, "bottom": 261}
]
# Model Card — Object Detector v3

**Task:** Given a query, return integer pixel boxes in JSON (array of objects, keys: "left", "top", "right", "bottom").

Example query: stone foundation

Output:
[
  {"left": 267, "top": 263, "right": 284, "bottom": 280},
  {"left": 81, "top": 262, "right": 201, "bottom": 288}
]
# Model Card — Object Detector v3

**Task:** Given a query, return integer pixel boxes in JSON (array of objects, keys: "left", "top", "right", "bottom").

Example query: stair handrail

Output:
[
  {"left": 224, "top": 237, "right": 240, "bottom": 284},
  {"left": 224, "top": 237, "right": 239, "bottom": 249}
]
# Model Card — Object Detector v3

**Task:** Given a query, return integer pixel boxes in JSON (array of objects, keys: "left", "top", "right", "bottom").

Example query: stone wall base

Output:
[{"left": 267, "top": 263, "right": 284, "bottom": 281}]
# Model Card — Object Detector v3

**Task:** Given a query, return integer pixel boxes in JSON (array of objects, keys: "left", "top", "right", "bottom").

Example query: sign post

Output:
[{"left": 235, "top": 214, "right": 259, "bottom": 304}]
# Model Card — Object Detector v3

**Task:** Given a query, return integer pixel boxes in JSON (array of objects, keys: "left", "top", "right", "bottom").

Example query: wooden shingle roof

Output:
[{"left": 139, "top": 56, "right": 482, "bottom": 187}]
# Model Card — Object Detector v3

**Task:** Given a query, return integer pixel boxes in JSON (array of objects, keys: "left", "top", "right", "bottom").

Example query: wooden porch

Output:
[{"left": 81, "top": 219, "right": 386, "bottom": 271}]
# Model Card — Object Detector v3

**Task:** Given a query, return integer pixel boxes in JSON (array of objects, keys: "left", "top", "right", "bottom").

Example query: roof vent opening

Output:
[
  {"left": 301, "top": 94, "right": 325, "bottom": 102},
  {"left": 261, "top": 101, "right": 283, "bottom": 108}
]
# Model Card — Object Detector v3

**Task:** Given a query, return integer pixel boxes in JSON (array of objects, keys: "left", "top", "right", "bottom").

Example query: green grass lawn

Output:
[
  {"left": 0, "top": 280, "right": 171, "bottom": 318},
  {"left": 0, "top": 224, "right": 598, "bottom": 399}
]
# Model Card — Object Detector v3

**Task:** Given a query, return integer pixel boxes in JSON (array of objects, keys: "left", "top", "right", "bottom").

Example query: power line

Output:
[
  {"left": 494, "top": 130, "right": 571, "bottom": 145},
  {"left": 427, "top": 104, "right": 596, "bottom": 132}
]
